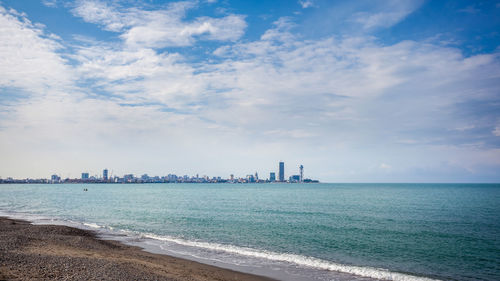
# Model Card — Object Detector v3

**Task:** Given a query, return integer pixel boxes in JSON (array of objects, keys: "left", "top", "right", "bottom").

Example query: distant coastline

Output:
[
  {"left": 0, "top": 161, "right": 319, "bottom": 184},
  {"left": 0, "top": 179, "right": 319, "bottom": 184}
]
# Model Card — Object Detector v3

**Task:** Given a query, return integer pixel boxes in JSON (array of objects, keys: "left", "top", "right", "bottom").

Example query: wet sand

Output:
[{"left": 0, "top": 217, "right": 275, "bottom": 281}]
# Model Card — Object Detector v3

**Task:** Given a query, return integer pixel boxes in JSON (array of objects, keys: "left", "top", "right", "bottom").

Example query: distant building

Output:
[
  {"left": 247, "top": 174, "right": 255, "bottom": 183},
  {"left": 123, "top": 174, "right": 134, "bottom": 182},
  {"left": 51, "top": 174, "right": 60, "bottom": 182},
  {"left": 167, "top": 174, "right": 178, "bottom": 182},
  {"left": 289, "top": 175, "right": 300, "bottom": 182},
  {"left": 299, "top": 165, "right": 303, "bottom": 182},
  {"left": 279, "top": 162, "right": 284, "bottom": 182},
  {"left": 103, "top": 169, "right": 108, "bottom": 181},
  {"left": 303, "top": 178, "right": 319, "bottom": 183},
  {"left": 255, "top": 172, "right": 258, "bottom": 181},
  {"left": 269, "top": 172, "right": 276, "bottom": 182},
  {"left": 81, "top": 173, "right": 89, "bottom": 180}
]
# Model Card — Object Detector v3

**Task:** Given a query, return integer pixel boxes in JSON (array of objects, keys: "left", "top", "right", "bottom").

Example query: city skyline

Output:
[
  {"left": 1, "top": 161, "right": 318, "bottom": 184},
  {"left": 0, "top": 1, "right": 499, "bottom": 182}
]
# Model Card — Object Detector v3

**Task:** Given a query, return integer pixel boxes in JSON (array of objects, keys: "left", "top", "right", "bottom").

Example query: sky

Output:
[{"left": 0, "top": 0, "right": 499, "bottom": 182}]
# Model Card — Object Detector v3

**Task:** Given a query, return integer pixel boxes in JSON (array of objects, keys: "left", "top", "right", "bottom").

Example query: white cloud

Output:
[
  {"left": 454, "top": 124, "right": 475, "bottom": 131},
  {"left": 71, "top": 0, "right": 247, "bottom": 48},
  {"left": 379, "top": 163, "right": 392, "bottom": 170},
  {"left": 72, "top": 0, "right": 129, "bottom": 32},
  {"left": 74, "top": 46, "right": 179, "bottom": 81},
  {"left": 260, "top": 17, "right": 296, "bottom": 42},
  {"left": 42, "top": 0, "right": 58, "bottom": 8},
  {"left": 354, "top": 11, "right": 411, "bottom": 29},
  {"left": 299, "top": 0, "right": 314, "bottom": 9},
  {"left": 123, "top": 14, "right": 246, "bottom": 48},
  {"left": 0, "top": 6, "right": 73, "bottom": 94},
  {"left": 352, "top": 0, "right": 423, "bottom": 29},
  {"left": 493, "top": 125, "right": 500, "bottom": 136},
  {"left": 191, "top": 29, "right": 500, "bottom": 170}
]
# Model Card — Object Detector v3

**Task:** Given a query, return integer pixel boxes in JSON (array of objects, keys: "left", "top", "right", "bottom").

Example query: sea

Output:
[{"left": 0, "top": 183, "right": 499, "bottom": 281}]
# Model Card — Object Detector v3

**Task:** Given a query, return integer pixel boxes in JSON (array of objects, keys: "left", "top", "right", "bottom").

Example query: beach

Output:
[{"left": 0, "top": 217, "right": 274, "bottom": 281}]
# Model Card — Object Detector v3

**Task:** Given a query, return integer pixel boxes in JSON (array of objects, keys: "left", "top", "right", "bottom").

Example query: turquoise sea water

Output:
[{"left": 0, "top": 183, "right": 499, "bottom": 280}]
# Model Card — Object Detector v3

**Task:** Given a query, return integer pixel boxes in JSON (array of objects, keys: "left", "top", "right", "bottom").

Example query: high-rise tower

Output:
[
  {"left": 299, "top": 165, "right": 304, "bottom": 182},
  {"left": 270, "top": 172, "right": 276, "bottom": 182},
  {"left": 103, "top": 169, "right": 108, "bottom": 181},
  {"left": 279, "top": 162, "right": 284, "bottom": 182}
]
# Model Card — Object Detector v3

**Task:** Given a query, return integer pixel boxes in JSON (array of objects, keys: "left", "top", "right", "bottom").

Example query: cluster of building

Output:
[
  {"left": 0, "top": 162, "right": 319, "bottom": 184},
  {"left": 0, "top": 178, "right": 50, "bottom": 184}
]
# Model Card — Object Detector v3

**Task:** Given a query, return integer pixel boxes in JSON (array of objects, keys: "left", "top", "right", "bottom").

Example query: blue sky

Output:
[{"left": 0, "top": 0, "right": 499, "bottom": 182}]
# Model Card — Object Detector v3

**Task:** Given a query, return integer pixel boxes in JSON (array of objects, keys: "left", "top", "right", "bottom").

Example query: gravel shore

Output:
[{"left": 0, "top": 217, "right": 275, "bottom": 281}]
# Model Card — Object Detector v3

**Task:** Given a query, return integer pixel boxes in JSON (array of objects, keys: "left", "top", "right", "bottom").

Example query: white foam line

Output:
[
  {"left": 141, "top": 233, "right": 440, "bottom": 281},
  {"left": 82, "top": 222, "right": 104, "bottom": 229}
]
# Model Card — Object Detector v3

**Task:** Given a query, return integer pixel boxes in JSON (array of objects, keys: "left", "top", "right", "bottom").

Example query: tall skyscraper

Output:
[
  {"left": 269, "top": 172, "right": 276, "bottom": 182},
  {"left": 103, "top": 169, "right": 108, "bottom": 181},
  {"left": 299, "top": 165, "right": 303, "bottom": 182},
  {"left": 247, "top": 174, "right": 255, "bottom": 183},
  {"left": 279, "top": 161, "right": 284, "bottom": 182},
  {"left": 51, "top": 174, "right": 60, "bottom": 182},
  {"left": 81, "top": 172, "right": 89, "bottom": 180}
]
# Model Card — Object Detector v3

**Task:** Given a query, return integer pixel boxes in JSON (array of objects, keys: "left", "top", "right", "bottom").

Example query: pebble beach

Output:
[{"left": 0, "top": 217, "right": 274, "bottom": 281}]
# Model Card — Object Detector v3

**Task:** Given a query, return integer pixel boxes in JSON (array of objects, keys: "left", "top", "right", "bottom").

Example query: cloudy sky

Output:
[{"left": 0, "top": 0, "right": 499, "bottom": 182}]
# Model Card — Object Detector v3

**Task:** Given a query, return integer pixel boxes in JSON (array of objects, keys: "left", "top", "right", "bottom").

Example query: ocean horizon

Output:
[{"left": 1, "top": 183, "right": 499, "bottom": 281}]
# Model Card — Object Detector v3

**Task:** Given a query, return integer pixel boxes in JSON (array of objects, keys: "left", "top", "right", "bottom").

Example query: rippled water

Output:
[{"left": 0, "top": 183, "right": 499, "bottom": 280}]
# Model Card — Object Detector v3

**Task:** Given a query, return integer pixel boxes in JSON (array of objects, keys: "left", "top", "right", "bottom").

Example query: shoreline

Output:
[
  {"left": 0, "top": 212, "right": 440, "bottom": 281},
  {"left": 0, "top": 217, "right": 276, "bottom": 281}
]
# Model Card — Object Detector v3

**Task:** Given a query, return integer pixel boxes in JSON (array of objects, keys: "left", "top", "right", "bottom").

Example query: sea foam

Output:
[{"left": 140, "top": 233, "right": 439, "bottom": 281}]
